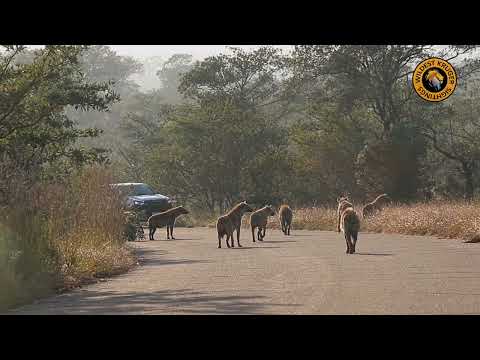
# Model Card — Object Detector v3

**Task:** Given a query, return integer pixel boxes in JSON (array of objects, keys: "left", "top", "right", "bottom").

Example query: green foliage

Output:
[
  {"left": 0, "top": 45, "right": 120, "bottom": 184},
  {"left": 115, "top": 45, "right": 480, "bottom": 207},
  {"left": 156, "top": 54, "right": 193, "bottom": 103},
  {"left": 138, "top": 100, "right": 288, "bottom": 212},
  {"left": 80, "top": 45, "right": 142, "bottom": 97},
  {"left": 179, "top": 46, "right": 290, "bottom": 110}
]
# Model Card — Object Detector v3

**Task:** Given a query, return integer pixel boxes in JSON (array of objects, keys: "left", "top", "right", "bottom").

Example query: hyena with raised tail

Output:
[
  {"left": 336, "top": 195, "right": 353, "bottom": 233},
  {"left": 337, "top": 197, "right": 361, "bottom": 254}
]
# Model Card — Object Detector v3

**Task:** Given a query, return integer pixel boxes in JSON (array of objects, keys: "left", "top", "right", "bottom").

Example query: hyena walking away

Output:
[
  {"left": 148, "top": 206, "right": 189, "bottom": 240},
  {"left": 216, "top": 201, "right": 253, "bottom": 248},
  {"left": 250, "top": 205, "right": 275, "bottom": 242},
  {"left": 337, "top": 196, "right": 353, "bottom": 233},
  {"left": 279, "top": 204, "right": 293, "bottom": 235},
  {"left": 362, "top": 193, "right": 391, "bottom": 218},
  {"left": 337, "top": 198, "right": 361, "bottom": 254}
]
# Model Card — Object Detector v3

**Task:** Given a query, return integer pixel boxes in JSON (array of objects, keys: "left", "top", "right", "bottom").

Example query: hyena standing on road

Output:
[
  {"left": 279, "top": 204, "right": 293, "bottom": 235},
  {"left": 250, "top": 205, "right": 276, "bottom": 242},
  {"left": 216, "top": 201, "right": 254, "bottom": 248},
  {"left": 336, "top": 196, "right": 353, "bottom": 233},
  {"left": 148, "top": 206, "right": 189, "bottom": 240},
  {"left": 337, "top": 196, "right": 361, "bottom": 254}
]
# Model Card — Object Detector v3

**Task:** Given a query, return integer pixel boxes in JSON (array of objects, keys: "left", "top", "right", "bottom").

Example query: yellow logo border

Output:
[{"left": 412, "top": 57, "right": 457, "bottom": 102}]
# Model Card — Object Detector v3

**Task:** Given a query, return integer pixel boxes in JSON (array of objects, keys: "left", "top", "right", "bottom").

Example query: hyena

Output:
[
  {"left": 250, "top": 205, "right": 275, "bottom": 242},
  {"left": 362, "top": 193, "right": 391, "bottom": 218},
  {"left": 340, "top": 205, "right": 361, "bottom": 254},
  {"left": 337, "top": 195, "right": 353, "bottom": 233},
  {"left": 216, "top": 201, "right": 254, "bottom": 248},
  {"left": 148, "top": 206, "right": 189, "bottom": 240},
  {"left": 279, "top": 204, "right": 293, "bottom": 235}
]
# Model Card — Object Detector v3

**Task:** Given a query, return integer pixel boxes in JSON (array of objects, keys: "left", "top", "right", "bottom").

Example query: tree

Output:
[
  {"left": 117, "top": 90, "right": 175, "bottom": 181},
  {"left": 292, "top": 45, "right": 479, "bottom": 133},
  {"left": 416, "top": 89, "right": 480, "bottom": 200},
  {"left": 65, "top": 46, "right": 144, "bottom": 163},
  {"left": 290, "top": 45, "right": 480, "bottom": 200},
  {"left": 0, "top": 45, "right": 119, "bottom": 200},
  {"left": 130, "top": 56, "right": 164, "bottom": 92},
  {"left": 179, "top": 46, "right": 293, "bottom": 112},
  {"left": 80, "top": 45, "right": 142, "bottom": 97},
  {"left": 290, "top": 100, "right": 377, "bottom": 203},
  {"left": 156, "top": 54, "right": 194, "bottom": 103}
]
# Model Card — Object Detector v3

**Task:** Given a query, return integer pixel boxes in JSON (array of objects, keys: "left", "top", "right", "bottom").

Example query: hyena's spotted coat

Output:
[
  {"left": 279, "top": 204, "right": 293, "bottom": 236},
  {"left": 216, "top": 201, "right": 254, "bottom": 248},
  {"left": 250, "top": 205, "right": 275, "bottom": 242},
  {"left": 337, "top": 196, "right": 360, "bottom": 254}
]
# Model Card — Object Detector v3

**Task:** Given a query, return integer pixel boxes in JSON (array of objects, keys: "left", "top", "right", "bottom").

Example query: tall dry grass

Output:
[
  {"left": 0, "top": 166, "right": 136, "bottom": 311},
  {"left": 255, "top": 201, "right": 480, "bottom": 241}
]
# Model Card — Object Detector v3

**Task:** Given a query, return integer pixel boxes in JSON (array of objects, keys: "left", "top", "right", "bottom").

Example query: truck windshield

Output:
[{"left": 132, "top": 184, "right": 155, "bottom": 196}]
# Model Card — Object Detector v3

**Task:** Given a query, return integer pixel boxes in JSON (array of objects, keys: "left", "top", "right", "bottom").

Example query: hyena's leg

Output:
[
  {"left": 337, "top": 211, "right": 341, "bottom": 232},
  {"left": 344, "top": 232, "right": 353, "bottom": 254},
  {"left": 236, "top": 226, "right": 242, "bottom": 247},
  {"left": 351, "top": 232, "right": 358, "bottom": 253},
  {"left": 225, "top": 233, "right": 231, "bottom": 248},
  {"left": 257, "top": 228, "right": 262, "bottom": 241},
  {"left": 262, "top": 226, "right": 266, "bottom": 239},
  {"left": 170, "top": 224, "right": 175, "bottom": 239},
  {"left": 287, "top": 222, "right": 291, "bottom": 235},
  {"left": 252, "top": 226, "right": 256, "bottom": 242},
  {"left": 218, "top": 233, "right": 222, "bottom": 248},
  {"left": 347, "top": 233, "right": 354, "bottom": 254},
  {"left": 227, "top": 233, "right": 233, "bottom": 248},
  {"left": 281, "top": 220, "right": 286, "bottom": 235},
  {"left": 166, "top": 225, "right": 170, "bottom": 240},
  {"left": 149, "top": 226, "right": 156, "bottom": 240},
  {"left": 225, "top": 232, "right": 231, "bottom": 248}
]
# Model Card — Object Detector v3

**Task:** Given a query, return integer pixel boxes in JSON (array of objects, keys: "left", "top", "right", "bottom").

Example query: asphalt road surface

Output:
[{"left": 9, "top": 227, "right": 480, "bottom": 314}]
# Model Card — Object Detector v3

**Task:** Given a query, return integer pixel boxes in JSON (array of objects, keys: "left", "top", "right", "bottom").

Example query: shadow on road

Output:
[
  {"left": 354, "top": 252, "right": 393, "bottom": 256},
  {"left": 13, "top": 288, "right": 300, "bottom": 315},
  {"left": 157, "top": 238, "right": 200, "bottom": 241},
  {"left": 228, "top": 246, "right": 282, "bottom": 250},
  {"left": 261, "top": 240, "right": 296, "bottom": 243},
  {"left": 139, "top": 258, "right": 212, "bottom": 266},
  {"left": 135, "top": 247, "right": 212, "bottom": 267}
]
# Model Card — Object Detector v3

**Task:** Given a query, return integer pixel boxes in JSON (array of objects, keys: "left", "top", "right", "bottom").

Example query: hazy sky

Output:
[{"left": 108, "top": 45, "right": 293, "bottom": 60}]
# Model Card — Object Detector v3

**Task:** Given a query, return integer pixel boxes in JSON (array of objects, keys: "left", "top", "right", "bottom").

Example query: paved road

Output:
[{"left": 9, "top": 228, "right": 480, "bottom": 314}]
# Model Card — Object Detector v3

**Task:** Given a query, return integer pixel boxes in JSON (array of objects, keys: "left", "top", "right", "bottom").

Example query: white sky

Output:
[{"left": 108, "top": 45, "right": 293, "bottom": 60}]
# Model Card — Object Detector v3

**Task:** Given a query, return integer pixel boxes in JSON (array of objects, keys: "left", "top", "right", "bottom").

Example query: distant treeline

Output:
[
  {"left": 3, "top": 45, "right": 480, "bottom": 215},
  {"left": 108, "top": 45, "right": 480, "bottom": 213}
]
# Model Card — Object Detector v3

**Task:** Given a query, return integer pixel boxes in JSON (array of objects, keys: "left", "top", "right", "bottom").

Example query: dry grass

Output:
[
  {"left": 363, "top": 202, "right": 480, "bottom": 240},
  {"left": 0, "top": 166, "right": 136, "bottom": 311},
  {"left": 162, "top": 201, "right": 480, "bottom": 242},
  {"left": 242, "top": 201, "right": 480, "bottom": 241},
  {"left": 175, "top": 212, "right": 217, "bottom": 228}
]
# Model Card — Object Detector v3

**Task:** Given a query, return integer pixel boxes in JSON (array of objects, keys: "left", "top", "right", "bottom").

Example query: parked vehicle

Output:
[{"left": 110, "top": 183, "right": 173, "bottom": 220}]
